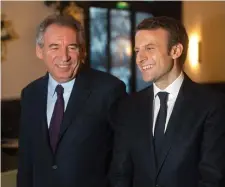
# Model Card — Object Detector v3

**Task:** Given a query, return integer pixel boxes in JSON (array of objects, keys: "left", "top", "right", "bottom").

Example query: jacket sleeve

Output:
[
  {"left": 109, "top": 125, "right": 133, "bottom": 187},
  {"left": 198, "top": 97, "right": 225, "bottom": 187},
  {"left": 109, "top": 91, "right": 133, "bottom": 187},
  {"left": 17, "top": 89, "right": 33, "bottom": 187}
]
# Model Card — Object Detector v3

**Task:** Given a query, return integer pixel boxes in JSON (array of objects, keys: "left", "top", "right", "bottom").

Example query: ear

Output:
[
  {"left": 170, "top": 43, "right": 183, "bottom": 60},
  {"left": 36, "top": 45, "right": 43, "bottom": 60}
]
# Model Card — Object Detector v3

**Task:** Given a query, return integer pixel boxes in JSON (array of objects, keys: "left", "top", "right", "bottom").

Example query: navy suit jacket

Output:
[
  {"left": 110, "top": 74, "right": 225, "bottom": 187},
  {"left": 17, "top": 68, "right": 126, "bottom": 187}
]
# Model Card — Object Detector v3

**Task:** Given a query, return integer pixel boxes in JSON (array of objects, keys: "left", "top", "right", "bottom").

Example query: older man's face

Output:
[{"left": 36, "top": 24, "right": 82, "bottom": 83}]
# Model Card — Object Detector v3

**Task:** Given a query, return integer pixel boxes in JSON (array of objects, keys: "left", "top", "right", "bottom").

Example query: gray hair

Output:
[{"left": 36, "top": 14, "right": 86, "bottom": 58}]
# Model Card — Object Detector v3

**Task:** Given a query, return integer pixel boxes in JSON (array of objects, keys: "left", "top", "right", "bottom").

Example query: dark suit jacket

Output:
[
  {"left": 17, "top": 68, "right": 126, "bottom": 187},
  {"left": 110, "top": 74, "right": 225, "bottom": 187}
]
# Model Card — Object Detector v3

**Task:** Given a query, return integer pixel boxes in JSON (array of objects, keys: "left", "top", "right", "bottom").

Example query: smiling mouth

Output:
[
  {"left": 56, "top": 64, "right": 71, "bottom": 68},
  {"left": 142, "top": 64, "right": 153, "bottom": 70}
]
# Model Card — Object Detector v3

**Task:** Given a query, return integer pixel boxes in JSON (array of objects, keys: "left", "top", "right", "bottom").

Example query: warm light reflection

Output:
[
  {"left": 189, "top": 34, "right": 200, "bottom": 68},
  {"left": 125, "top": 43, "right": 132, "bottom": 56}
]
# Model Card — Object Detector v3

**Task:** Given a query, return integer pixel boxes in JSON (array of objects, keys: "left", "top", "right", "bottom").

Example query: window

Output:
[{"left": 88, "top": 2, "right": 182, "bottom": 92}]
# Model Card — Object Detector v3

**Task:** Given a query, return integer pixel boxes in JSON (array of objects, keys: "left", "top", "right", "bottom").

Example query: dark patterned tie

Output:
[
  {"left": 154, "top": 92, "right": 168, "bottom": 168},
  {"left": 49, "top": 85, "right": 64, "bottom": 153}
]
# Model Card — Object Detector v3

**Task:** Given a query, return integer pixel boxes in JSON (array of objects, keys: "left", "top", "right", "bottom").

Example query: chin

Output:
[
  {"left": 142, "top": 75, "right": 154, "bottom": 83},
  {"left": 54, "top": 74, "right": 74, "bottom": 83}
]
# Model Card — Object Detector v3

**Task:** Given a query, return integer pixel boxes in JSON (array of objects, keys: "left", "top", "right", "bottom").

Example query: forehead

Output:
[
  {"left": 135, "top": 28, "right": 169, "bottom": 47},
  {"left": 43, "top": 24, "right": 78, "bottom": 42}
]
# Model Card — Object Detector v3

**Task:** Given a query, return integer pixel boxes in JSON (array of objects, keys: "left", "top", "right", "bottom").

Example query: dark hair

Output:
[
  {"left": 136, "top": 16, "right": 189, "bottom": 64},
  {"left": 36, "top": 14, "right": 86, "bottom": 60}
]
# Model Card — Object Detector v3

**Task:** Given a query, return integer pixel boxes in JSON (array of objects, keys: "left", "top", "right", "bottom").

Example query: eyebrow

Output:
[
  {"left": 49, "top": 44, "right": 59, "bottom": 48},
  {"left": 68, "top": 43, "right": 80, "bottom": 48},
  {"left": 145, "top": 43, "right": 156, "bottom": 47},
  {"left": 134, "top": 43, "right": 156, "bottom": 51},
  {"left": 48, "top": 43, "right": 80, "bottom": 48}
]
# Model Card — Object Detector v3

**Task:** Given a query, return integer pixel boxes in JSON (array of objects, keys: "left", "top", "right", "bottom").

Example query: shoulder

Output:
[
  {"left": 21, "top": 75, "right": 47, "bottom": 97},
  {"left": 199, "top": 84, "right": 225, "bottom": 108},
  {"left": 82, "top": 68, "right": 126, "bottom": 91},
  {"left": 123, "top": 85, "right": 151, "bottom": 102},
  {"left": 88, "top": 68, "right": 124, "bottom": 84},
  {"left": 117, "top": 85, "right": 152, "bottom": 112},
  {"left": 184, "top": 76, "right": 225, "bottom": 109}
]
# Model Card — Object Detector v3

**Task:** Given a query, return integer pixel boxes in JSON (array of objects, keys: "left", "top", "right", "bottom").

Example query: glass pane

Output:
[
  {"left": 136, "top": 12, "right": 153, "bottom": 26},
  {"left": 135, "top": 12, "right": 153, "bottom": 91},
  {"left": 90, "top": 7, "right": 108, "bottom": 72},
  {"left": 110, "top": 9, "right": 131, "bottom": 92}
]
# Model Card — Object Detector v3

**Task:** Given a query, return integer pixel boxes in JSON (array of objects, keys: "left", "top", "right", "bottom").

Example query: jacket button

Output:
[{"left": 52, "top": 165, "right": 57, "bottom": 169}]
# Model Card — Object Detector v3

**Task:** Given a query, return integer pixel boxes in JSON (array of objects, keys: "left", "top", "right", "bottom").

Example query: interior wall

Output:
[
  {"left": 2, "top": 1, "right": 225, "bottom": 100},
  {"left": 183, "top": 1, "right": 225, "bottom": 83},
  {"left": 1, "top": 1, "right": 54, "bottom": 99}
]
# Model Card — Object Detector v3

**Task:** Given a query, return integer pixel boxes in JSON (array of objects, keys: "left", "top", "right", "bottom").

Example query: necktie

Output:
[
  {"left": 154, "top": 92, "right": 168, "bottom": 168},
  {"left": 49, "top": 85, "right": 64, "bottom": 153}
]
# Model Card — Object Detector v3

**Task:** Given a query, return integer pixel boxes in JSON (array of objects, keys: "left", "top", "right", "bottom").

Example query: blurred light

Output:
[
  {"left": 125, "top": 43, "right": 132, "bottom": 56},
  {"left": 116, "top": 2, "right": 130, "bottom": 9},
  {"left": 189, "top": 34, "right": 200, "bottom": 68}
]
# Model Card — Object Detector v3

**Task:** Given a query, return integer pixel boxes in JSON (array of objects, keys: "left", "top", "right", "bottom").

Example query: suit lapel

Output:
[
  {"left": 140, "top": 86, "right": 157, "bottom": 178},
  {"left": 156, "top": 75, "right": 192, "bottom": 176},
  {"left": 36, "top": 74, "right": 53, "bottom": 154},
  {"left": 58, "top": 70, "right": 92, "bottom": 141},
  {"left": 36, "top": 71, "right": 92, "bottom": 154},
  {"left": 147, "top": 87, "right": 158, "bottom": 178}
]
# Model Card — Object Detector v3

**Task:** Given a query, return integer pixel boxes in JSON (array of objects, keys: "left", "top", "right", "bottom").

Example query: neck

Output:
[{"left": 155, "top": 66, "right": 182, "bottom": 90}]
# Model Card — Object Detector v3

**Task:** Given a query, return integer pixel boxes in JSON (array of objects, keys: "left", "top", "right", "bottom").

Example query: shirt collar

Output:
[
  {"left": 153, "top": 71, "right": 184, "bottom": 99},
  {"left": 48, "top": 73, "right": 75, "bottom": 97}
]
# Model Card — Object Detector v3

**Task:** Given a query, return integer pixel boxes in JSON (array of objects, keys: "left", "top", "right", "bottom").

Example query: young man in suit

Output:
[
  {"left": 110, "top": 16, "right": 225, "bottom": 187},
  {"left": 17, "top": 14, "right": 126, "bottom": 187}
]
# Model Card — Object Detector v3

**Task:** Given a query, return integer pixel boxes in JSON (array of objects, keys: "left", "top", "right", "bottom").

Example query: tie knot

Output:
[
  {"left": 55, "top": 85, "right": 64, "bottom": 97},
  {"left": 157, "top": 92, "right": 168, "bottom": 105}
]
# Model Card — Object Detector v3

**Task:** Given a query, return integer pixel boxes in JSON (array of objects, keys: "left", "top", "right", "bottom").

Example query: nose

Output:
[
  {"left": 61, "top": 48, "right": 71, "bottom": 62},
  {"left": 136, "top": 50, "right": 147, "bottom": 64}
]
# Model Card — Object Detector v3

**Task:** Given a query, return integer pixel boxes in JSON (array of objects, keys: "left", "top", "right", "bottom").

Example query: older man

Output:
[{"left": 17, "top": 14, "right": 126, "bottom": 187}]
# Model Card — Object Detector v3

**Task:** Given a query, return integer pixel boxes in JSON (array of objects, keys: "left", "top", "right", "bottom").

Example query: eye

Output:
[
  {"left": 134, "top": 50, "right": 139, "bottom": 54},
  {"left": 146, "top": 47, "right": 154, "bottom": 51},
  {"left": 68, "top": 45, "right": 79, "bottom": 51},
  {"left": 51, "top": 47, "right": 58, "bottom": 51},
  {"left": 49, "top": 45, "right": 59, "bottom": 50}
]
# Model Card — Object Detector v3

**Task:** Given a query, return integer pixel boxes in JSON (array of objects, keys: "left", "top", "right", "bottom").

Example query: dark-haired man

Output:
[{"left": 110, "top": 16, "right": 225, "bottom": 187}]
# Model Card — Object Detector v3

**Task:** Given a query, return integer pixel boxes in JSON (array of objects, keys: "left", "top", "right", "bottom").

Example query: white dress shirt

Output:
[
  {"left": 152, "top": 72, "right": 184, "bottom": 135},
  {"left": 47, "top": 73, "right": 75, "bottom": 127}
]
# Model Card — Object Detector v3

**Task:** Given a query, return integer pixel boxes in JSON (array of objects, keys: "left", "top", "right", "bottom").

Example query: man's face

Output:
[
  {"left": 36, "top": 24, "right": 82, "bottom": 83},
  {"left": 135, "top": 28, "right": 176, "bottom": 87}
]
